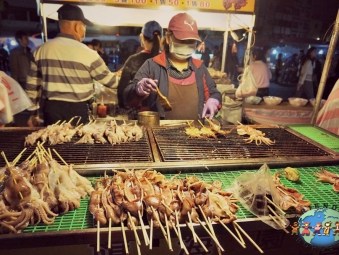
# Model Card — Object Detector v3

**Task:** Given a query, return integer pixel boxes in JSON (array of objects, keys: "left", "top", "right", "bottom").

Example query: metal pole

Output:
[
  {"left": 221, "top": 14, "right": 230, "bottom": 73},
  {"left": 40, "top": 2, "right": 48, "bottom": 43},
  {"left": 245, "top": 14, "right": 256, "bottom": 64},
  {"left": 311, "top": 9, "right": 339, "bottom": 124}
]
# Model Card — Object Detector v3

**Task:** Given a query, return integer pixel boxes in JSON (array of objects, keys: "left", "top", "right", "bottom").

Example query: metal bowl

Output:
[{"left": 137, "top": 111, "right": 160, "bottom": 127}]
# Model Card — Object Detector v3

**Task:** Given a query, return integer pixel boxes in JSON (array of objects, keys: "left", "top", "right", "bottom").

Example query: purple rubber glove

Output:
[
  {"left": 135, "top": 78, "right": 158, "bottom": 96},
  {"left": 202, "top": 98, "right": 220, "bottom": 119}
]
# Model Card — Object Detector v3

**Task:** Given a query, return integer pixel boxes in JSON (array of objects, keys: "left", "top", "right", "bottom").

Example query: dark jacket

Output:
[
  {"left": 123, "top": 52, "right": 222, "bottom": 118},
  {"left": 117, "top": 51, "right": 153, "bottom": 108}
]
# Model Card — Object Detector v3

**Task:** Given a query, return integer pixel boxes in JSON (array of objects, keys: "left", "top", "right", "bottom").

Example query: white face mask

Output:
[{"left": 169, "top": 37, "right": 196, "bottom": 60}]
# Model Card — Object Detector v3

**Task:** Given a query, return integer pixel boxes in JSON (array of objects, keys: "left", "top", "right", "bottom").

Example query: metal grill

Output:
[
  {"left": 151, "top": 126, "right": 333, "bottom": 162},
  {"left": 0, "top": 129, "right": 153, "bottom": 165}
]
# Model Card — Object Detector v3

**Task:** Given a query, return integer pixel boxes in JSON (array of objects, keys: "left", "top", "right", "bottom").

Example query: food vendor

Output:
[
  {"left": 123, "top": 13, "right": 222, "bottom": 120},
  {"left": 117, "top": 20, "right": 163, "bottom": 119},
  {"left": 26, "top": 4, "right": 119, "bottom": 126}
]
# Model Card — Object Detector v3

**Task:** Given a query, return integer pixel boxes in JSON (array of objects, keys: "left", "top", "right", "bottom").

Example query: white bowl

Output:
[
  {"left": 288, "top": 97, "right": 308, "bottom": 107},
  {"left": 309, "top": 98, "right": 326, "bottom": 107},
  {"left": 245, "top": 96, "right": 262, "bottom": 105},
  {"left": 263, "top": 96, "right": 283, "bottom": 106}
]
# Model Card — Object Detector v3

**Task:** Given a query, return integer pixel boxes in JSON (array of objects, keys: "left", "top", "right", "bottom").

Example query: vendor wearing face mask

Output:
[
  {"left": 26, "top": 4, "right": 119, "bottom": 126},
  {"left": 123, "top": 13, "right": 221, "bottom": 120}
]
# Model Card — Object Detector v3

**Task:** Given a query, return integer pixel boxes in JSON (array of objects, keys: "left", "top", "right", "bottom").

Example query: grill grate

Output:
[
  {"left": 0, "top": 129, "right": 153, "bottom": 165},
  {"left": 151, "top": 126, "right": 331, "bottom": 161}
]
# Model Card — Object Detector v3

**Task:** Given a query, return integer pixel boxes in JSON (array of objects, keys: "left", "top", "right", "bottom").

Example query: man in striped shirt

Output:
[{"left": 26, "top": 4, "right": 118, "bottom": 126}]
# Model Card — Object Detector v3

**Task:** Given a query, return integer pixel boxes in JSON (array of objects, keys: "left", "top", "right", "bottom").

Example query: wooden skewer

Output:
[
  {"left": 12, "top": 148, "right": 27, "bottom": 165},
  {"left": 187, "top": 211, "right": 197, "bottom": 243},
  {"left": 164, "top": 214, "right": 173, "bottom": 251},
  {"left": 267, "top": 206, "right": 289, "bottom": 232},
  {"left": 60, "top": 120, "right": 66, "bottom": 125},
  {"left": 108, "top": 218, "right": 112, "bottom": 249},
  {"left": 268, "top": 214, "right": 289, "bottom": 234},
  {"left": 26, "top": 148, "right": 37, "bottom": 161},
  {"left": 161, "top": 201, "right": 174, "bottom": 214},
  {"left": 196, "top": 218, "right": 224, "bottom": 252},
  {"left": 138, "top": 210, "right": 149, "bottom": 246},
  {"left": 97, "top": 220, "right": 100, "bottom": 253},
  {"left": 53, "top": 120, "right": 61, "bottom": 125},
  {"left": 75, "top": 116, "right": 82, "bottom": 126},
  {"left": 276, "top": 186, "right": 298, "bottom": 203},
  {"left": 232, "top": 221, "right": 245, "bottom": 245},
  {"left": 233, "top": 221, "right": 264, "bottom": 254},
  {"left": 207, "top": 217, "right": 223, "bottom": 252},
  {"left": 121, "top": 221, "right": 129, "bottom": 254},
  {"left": 127, "top": 212, "right": 141, "bottom": 246},
  {"left": 175, "top": 211, "right": 189, "bottom": 255},
  {"left": 1, "top": 151, "right": 10, "bottom": 167},
  {"left": 218, "top": 219, "right": 246, "bottom": 248},
  {"left": 264, "top": 196, "right": 286, "bottom": 215},
  {"left": 136, "top": 240, "right": 141, "bottom": 255},
  {"left": 52, "top": 149, "right": 68, "bottom": 166},
  {"left": 267, "top": 205, "right": 285, "bottom": 224},
  {"left": 67, "top": 117, "right": 75, "bottom": 124},
  {"left": 150, "top": 206, "right": 168, "bottom": 243},
  {"left": 149, "top": 218, "right": 153, "bottom": 250},
  {"left": 185, "top": 221, "right": 209, "bottom": 252}
]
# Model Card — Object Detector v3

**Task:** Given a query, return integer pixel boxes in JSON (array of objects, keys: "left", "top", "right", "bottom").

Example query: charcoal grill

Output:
[
  {"left": 0, "top": 125, "right": 339, "bottom": 174},
  {"left": 0, "top": 128, "right": 153, "bottom": 166}
]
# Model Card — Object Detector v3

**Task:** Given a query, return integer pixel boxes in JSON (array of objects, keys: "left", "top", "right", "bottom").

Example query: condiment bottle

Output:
[{"left": 97, "top": 97, "right": 107, "bottom": 118}]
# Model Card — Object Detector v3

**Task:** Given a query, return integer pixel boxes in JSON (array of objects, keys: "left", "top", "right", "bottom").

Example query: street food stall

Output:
[{"left": 1, "top": 2, "right": 339, "bottom": 255}]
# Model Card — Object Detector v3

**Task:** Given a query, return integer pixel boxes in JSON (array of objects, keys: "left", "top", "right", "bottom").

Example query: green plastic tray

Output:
[
  {"left": 23, "top": 165, "right": 339, "bottom": 233},
  {"left": 289, "top": 125, "right": 339, "bottom": 152}
]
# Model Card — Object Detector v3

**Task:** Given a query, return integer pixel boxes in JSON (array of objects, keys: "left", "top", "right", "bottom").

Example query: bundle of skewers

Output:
[
  {"left": 0, "top": 144, "right": 93, "bottom": 234},
  {"left": 185, "top": 119, "right": 234, "bottom": 139},
  {"left": 237, "top": 122, "right": 275, "bottom": 146},
  {"left": 233, "top": 164, "right": 311, "bottom": 235},
  {"left": 24, "top": 118, "right": 143, "bottom": 146},
  {"left": 90, "top": 168, "right": 264, "bottom": 254}
]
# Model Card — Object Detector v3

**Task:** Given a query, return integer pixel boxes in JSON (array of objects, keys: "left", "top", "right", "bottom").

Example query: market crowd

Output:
[{"left": 1, "top": 3, "right": 339, "bottom": 135}]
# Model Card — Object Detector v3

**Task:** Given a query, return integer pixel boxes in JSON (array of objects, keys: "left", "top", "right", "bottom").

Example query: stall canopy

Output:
[
  {"left": 37, "top": 0, "right": 256, "bottom": 70},
  {"left": 38, "top": 0, "right": 255, "bottom": 31}
]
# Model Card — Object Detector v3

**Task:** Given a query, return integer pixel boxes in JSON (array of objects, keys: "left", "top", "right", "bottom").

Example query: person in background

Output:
[
  {"left": 123, "top": 13, "right": 221, "bottom": 121},
  {"left": 275, "top": 53, "right": 283, "bottom": 82},
  {"left": 91, "top": 39, "right": 109, "bottom": 65},
  {"left": 313, "top": 57, "right": 322, "bottom": 96},
  {"left": 316, "top": 78, "right": 339, "bottom": 135},
  {"left": 281, "top": 53, "right": 298, "bottom": 84},
  {"left": 83, "top": 41, "right": 93, "bottom": 49},
  {"left": 262, "top": 45, "right": 272, "bottom": 66},
  {"left": 10, "top": 31, "right": 33, "bottom": 90},
  {"left": 25, "top": 4, "right": 119, "bottom": 126},
  {"left": 248, "top": 48, "right": 272, "bottom": 97},
  {"left": 297, "top": 49, "right": 305, "bottom": 78},
  {"left": 209, "top": 45, "right": 221, "bottom": 71},
  {"left": 296, "top": 47, "right": 317, "bottom": 99},
  {"left": 0, "top": 44, "right": 9, "bottom": 72},
  {"left": 200, "top": 47, "right": 210, "bottom": 67},
  {"left": 117, "top": 20, "right": 162, "bottom": 118}
]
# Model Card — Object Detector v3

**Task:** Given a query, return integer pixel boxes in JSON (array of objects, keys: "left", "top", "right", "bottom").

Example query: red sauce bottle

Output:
[{"left": 97, "top": 104, "right": 107, "bottom": 118}]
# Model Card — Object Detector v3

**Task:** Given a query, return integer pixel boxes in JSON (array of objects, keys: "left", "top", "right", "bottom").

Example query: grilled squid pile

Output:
[
  {"left": 89, "top": 168, "right": 238, "bottom": 229},
  {"left": 0, "top": 150, "right": 93, "bottom": 234},
  {"left": 24, "top": 120, "right": 143, "bottom": 146}
]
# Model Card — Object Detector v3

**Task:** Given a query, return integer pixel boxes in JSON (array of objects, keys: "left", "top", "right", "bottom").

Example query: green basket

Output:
[{"left": 23, "top": 165, "right": 339, "bottom": 233}]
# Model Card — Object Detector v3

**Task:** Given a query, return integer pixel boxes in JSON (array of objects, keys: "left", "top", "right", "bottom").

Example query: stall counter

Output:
[{"left": 243, "top": 101, "right": 313, "bottom": 125}]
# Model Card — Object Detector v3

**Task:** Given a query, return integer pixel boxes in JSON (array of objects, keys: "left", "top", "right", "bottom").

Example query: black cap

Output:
[{"left": 57, "top": 4, "right": 93, "bottom": 27}]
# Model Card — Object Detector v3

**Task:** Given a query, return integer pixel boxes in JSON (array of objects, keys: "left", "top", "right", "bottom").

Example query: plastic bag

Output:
[
  {"left": 230, "top": 164, "right": 289, "bottom": 230},
  {"left": 220, "top": 93, "right": 242, "bottom": 124},
  {"left": 235, "top": 66, "right": 258, "bottom": 98},
  {"left": 0, "top": 71, "right": 33, "bottom": 124},
  {"left": 94, "top": 82, "right": 118, "bottom": 104}
]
